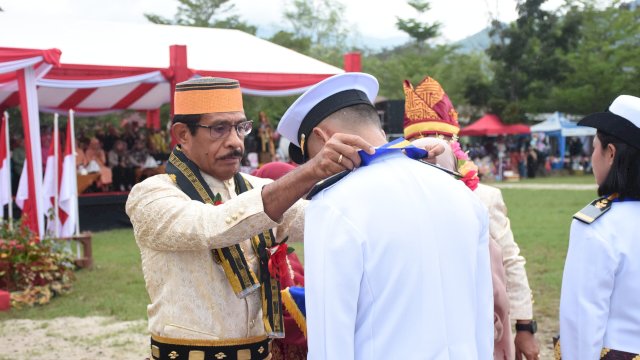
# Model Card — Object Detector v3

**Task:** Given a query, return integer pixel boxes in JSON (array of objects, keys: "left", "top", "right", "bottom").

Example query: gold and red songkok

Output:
[
  {"left": 403, "top": 76, "right": 459, "bottom": 140},
  {"left": 174, "top": 77, "right": 243, "bottom": 115}
]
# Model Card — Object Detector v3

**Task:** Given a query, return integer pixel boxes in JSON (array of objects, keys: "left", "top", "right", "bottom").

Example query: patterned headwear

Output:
[
  {"left": 403, "top": 76, "right": 459, "bottom": 140},
  {"left": 174, "top": 77, "right": 243, "bottom": 115}
]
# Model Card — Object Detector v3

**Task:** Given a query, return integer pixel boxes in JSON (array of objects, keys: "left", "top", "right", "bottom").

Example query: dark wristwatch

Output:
[{"left": 515, "top": 320, "right": 537, "bottom": 334}]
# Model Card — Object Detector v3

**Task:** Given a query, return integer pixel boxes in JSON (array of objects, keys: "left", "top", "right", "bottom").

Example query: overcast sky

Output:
[{"left": 2, "top": 0, "right": 566, "bottom": 44}]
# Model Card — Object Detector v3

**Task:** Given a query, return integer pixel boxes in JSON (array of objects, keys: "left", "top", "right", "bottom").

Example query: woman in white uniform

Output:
[{"left": 559, "top": 95, "right": 640, "bottom": 359}]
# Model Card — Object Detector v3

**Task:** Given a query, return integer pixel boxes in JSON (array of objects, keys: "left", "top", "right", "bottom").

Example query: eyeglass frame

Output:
[{"left": 194, "top": 120, "right": 253, "bottom": 140}]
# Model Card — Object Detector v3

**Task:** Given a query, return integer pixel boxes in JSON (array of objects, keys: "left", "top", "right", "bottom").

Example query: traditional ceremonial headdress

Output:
[
  {"left": 403, "top": 76, "right": 459, "bottom": 140},
  {"left": 277, "top": 73, "right": 379, "bottom": 164},
  {"left": 404, "top": 76, "right": 479, "bottom": 190},
  {"left": 174, "top": 77, "right": 243, "bottom": 115}
]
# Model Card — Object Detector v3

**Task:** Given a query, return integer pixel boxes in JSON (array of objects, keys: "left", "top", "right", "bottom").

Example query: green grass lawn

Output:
[
  {"left": 489, "top": 173, "right": 596, "bottom": 185},
  {"left": 501, "top": 187, "right": 595, "bottom": 320},
  {"left": 0, "top": 229, "right": 148, "bottom": 321},
  {"left": 0, "top": 175, "right": 598, "bottom": 326}
]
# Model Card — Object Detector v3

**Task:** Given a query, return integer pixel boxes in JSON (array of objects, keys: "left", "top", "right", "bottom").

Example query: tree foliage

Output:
[
  {"left": 486, "top": 0, "right": 582, "bottom": 122},
  {"left": 395, "top": 0, "right": 441, "bottom": 46},
  {"left": 145, "top": 0, "right": 639, "bottom": 127},
  {"left": 548, "top": 2, "right": 640, "bottom": 114},
  {"left": 244, "top": 0, "right": 353, "bottom": 126},
  {"left": 145, "top": 0, "right": 256, "bottom": 34}
]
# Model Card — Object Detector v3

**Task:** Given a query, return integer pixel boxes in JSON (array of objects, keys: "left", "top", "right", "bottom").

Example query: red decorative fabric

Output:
[
  {"left": 196, "top": 71, "right": 333, "bottom": 91},
  {"left": 0, "top": 47, "right": 61, "bottom": 66},
  {"left": 272, "top": 252, "right": 307, "bottom": 358},
  {"left": 251, "top": 162, "right": 297, "bottom": 181}
]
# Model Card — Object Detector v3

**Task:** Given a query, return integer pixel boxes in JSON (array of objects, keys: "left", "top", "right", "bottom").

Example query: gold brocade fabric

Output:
[
  {"left": 403, "top": 77, "right": 458, "bottom": 123},
  {"left": 125, "top": 172, "right": 305, "bottom": 341}
]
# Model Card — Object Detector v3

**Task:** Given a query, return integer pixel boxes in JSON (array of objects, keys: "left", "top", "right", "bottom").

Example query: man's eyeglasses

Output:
[{"left": 195, "top": 120, "right": 253, "bottom": 140}]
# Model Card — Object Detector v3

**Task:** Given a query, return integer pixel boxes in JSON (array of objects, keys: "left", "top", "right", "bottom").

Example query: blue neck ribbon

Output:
[{"left": 358, "top": 137, "right": 427, "bottom": 166}]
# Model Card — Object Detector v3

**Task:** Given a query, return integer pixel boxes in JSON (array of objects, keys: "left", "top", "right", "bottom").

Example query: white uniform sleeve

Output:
[
  {"left": 476, "top": 208, "right": 495, "bottom": 359},
  {"left": 304, "top": 201, "right": 364, "bottom": 360},
  {"left": 560, "top": 220, "right": 617, "bottom": 359}
]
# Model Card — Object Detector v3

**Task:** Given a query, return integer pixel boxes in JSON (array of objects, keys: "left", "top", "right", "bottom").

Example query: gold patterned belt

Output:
[
  {"left": 553, "top": 336, "right": 640, "bottom": 360},
  {"left": 151, "top": 334, "right": 272, "bottom": 360}
]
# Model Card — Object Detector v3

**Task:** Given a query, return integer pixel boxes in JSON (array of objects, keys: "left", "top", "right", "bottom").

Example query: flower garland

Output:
[{"left": 448, "top": 136, "right": 480, "bottom": 191}]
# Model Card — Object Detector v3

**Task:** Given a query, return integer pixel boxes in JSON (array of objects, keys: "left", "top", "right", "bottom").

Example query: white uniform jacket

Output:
[
  {"left": 560, "top": 200, "right": 640, "bottom": 359},
  {"left": 474, "top": 184, "right": 533, "bottom": 320},
  {"left": 125, "top": 172, "right": 304, "bottom": 340},
  {"left": 304, "top": 152, "right": 494, "bottom": 360}
]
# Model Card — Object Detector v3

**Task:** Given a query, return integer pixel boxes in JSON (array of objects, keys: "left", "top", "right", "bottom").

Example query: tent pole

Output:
[{"left": 169, "top": 45, "right": 191, "bottom": 148}]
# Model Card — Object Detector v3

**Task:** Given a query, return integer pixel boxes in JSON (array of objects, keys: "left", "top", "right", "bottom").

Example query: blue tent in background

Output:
[{"left": 530, "top": 112, "right": 596, "bottom": 169}]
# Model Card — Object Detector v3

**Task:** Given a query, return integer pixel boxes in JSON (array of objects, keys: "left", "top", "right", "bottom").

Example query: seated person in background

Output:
[
  {"left": 108, "top": 139, "right": 136, "bottom": 191},
  {"left": 75, "top": 138, "right": 88, "bottom": 172},
  {"left": 84, "top": 137, "right": 112, "bottom": 191},
  {"left": 130, "top": 138, "right": 151, "bottom": 168},
  {"left": 148, "top": 128, "right": 170, "bottom": 161},
  {"left": 130, "top": 138, "right": 157, "bottom": 182}
]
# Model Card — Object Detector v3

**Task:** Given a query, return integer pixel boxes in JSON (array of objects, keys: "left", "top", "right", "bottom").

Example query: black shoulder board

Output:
[
  {"left": 573, "top": 196, "right": 613, "bottom": 224},
  {"left": 416, "top": 159, "right": 462, "bottom": 178},
  {"left": 305, "top": 170, "right": 350, "bottom": 200}
]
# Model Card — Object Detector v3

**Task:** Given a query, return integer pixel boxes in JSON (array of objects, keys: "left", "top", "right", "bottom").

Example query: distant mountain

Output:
[
  {"left": 453, "top": 27, "right": 494, "bottom": 54},
  {"left": 351, "top": 34, "right": 409, "bottom": 51},
  {"left": 256, "top": 24, "right": 409, "bottom": 52},
  {"left": 256, "top": 23, "right": 498, "bottom": 54}
]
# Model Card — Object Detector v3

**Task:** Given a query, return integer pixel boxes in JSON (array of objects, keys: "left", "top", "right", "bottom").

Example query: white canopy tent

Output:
[
  {"left": 0, "top": 15, "right": 344, "bottom": 117},
  {"left": 530, "top": 112, "right": 596, "bottom": 137},
  {"left": 0, "top": 15, "right": 348, "bottom": 234},
  {"left": 531, "top": 112, "right": 596, "bottom": 169}
]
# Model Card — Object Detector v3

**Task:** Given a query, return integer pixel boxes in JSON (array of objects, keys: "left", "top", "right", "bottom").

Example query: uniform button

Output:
[
  {"left": 250, "top": 319, "right": 255, "bottom": 328},
  {"left": 225, "top": 217, "right": 232, "bottom": 224},
  {"left": 238, "top": 208, "right": 245, "bottom": 215},
  {"left": 232, "top": 214, "right": 238, "bottom": 220}
]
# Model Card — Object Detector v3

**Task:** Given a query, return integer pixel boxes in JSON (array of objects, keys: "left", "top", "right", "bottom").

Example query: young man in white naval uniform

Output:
[{"left": 277, "top": 72, "right": 494, "bottom": 360}]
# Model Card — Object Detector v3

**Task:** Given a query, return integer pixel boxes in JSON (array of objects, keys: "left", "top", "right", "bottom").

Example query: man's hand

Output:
[
  {"left": 514, "top": 329, "right": 540, "bottom": 360},
  {"left": 303, "top": 133, "right": 375, "bottom": 181},
  {"left": 422, "top": 142, "right": 445, "bottom": 164},
  {"left": 262, "top": 133, "right": 373, "bottom": 221}
]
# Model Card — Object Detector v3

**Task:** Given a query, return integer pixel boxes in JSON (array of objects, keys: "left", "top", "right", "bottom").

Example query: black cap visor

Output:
[
  {"left": 579, "top": 112, "right": 640, "bottom": 150},
  {"left": 289, "top": 143, "right": 306, "bottom": 164}
]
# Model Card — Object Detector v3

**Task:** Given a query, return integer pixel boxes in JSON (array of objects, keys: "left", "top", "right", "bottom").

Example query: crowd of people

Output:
[
  {"left": 7, "top": 117, "right": 171, "bottom": 194},
  {"left": 464, "top": 134, "right": 593, "bottom": 182},
  {"left": 6, "top": 109, "right": 592, "bottom": 198}
]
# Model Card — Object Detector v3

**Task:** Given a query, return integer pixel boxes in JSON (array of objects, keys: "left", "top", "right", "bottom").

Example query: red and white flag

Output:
[
  {"left": 15, "top": 159, "right": 29, "bottom": 209},
  {"left": 0, "top": 113, "right": 11, "bottom": 219},
  {"left": 42, "top": 124, "right": 68, "bottom": 237},
  {"left": 58, "top": 118, "right": 78, "bottom": 237}
]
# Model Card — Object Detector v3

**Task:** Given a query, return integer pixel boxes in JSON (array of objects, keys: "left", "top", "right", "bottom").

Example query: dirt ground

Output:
[
  {"left": 0, "top": 316, "right": 148, "bottom": 360},
  {"left": 0, "top": 316, "right": 557, "bottom": 359}
]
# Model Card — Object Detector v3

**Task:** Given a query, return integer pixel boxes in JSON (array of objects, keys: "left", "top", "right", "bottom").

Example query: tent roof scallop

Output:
[{"left": 530, "top": 112, "right": 596, "bottom": 137}]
